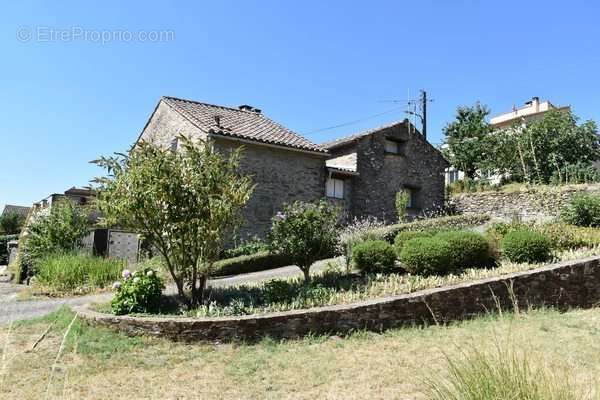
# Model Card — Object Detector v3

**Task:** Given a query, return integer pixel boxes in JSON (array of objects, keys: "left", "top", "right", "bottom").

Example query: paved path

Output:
[{"left": 0, "top": 259, "right": 333, "bottom": 325}]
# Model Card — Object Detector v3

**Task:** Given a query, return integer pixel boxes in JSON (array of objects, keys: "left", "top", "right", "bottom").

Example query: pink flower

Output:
[{"left": 122, "top": 269, "right": 131, "bottom": 279}]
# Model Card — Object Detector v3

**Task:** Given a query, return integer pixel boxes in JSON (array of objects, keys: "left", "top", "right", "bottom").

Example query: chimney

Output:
[
  {"left": 214, "top": 115, "right": 221, "bottom": 128},
  {"left": 238, "top": 104, "right": 261, "bottom": 114},
  {"left": 531, "top": 96, "right": 540, "bottom": 112}
]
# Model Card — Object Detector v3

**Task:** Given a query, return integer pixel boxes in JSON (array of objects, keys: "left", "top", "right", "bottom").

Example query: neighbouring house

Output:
[
  {"left": 138, "top": 96, "right": 448, "bottom": 240},
  {"left": 1, "top": 204, "right": 30, "bottom": 218},
  {"left": 30, "top": 187, "right": 140, "bottom": 263},
  {"left": 444, "top": 96, "right": 571, "bottom": 185}
]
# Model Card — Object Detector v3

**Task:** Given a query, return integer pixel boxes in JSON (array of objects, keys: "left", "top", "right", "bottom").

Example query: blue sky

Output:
[{"left": 1, "top": 1, "right": 599, "bottom": 209}]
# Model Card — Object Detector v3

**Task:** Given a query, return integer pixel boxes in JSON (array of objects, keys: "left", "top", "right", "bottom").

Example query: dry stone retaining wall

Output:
[
  {"left": 77, "top": 256, "right": 600, "bottom": 342},
  {"left": 452, "top": 184, "right": 600, "bottom": 221}
]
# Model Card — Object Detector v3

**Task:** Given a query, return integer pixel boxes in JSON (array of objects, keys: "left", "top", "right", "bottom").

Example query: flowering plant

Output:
[{"left": 111, "top": 265, "right": 164, "bottom": 315}]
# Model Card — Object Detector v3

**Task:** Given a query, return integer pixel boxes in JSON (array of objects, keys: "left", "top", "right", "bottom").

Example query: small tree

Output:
[
  {"left": 443, "top": 103, "right": 492, "bottom": 179},
  {"left": 22, "top": 200, "right": 90, "bottom": 277},
  {"left": 0, "top": 212, "right": 26, "bottom": 235},
  {"left": 93, "top": 136, "right": 254, "bottom": 305},
  {"left": 395, "top": 189, "right": 410, "bottom": 222},
  {"left": 269, "top": 200, "right": 338, "bottom": 283}
]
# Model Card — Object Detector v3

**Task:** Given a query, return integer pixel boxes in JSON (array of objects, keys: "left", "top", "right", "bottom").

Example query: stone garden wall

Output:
[
  {"left": 452, "top": 184, "right": 600, "bottom": 221},
  {"left": 77, "top": 256, "right": 600, "bottom": 342}
]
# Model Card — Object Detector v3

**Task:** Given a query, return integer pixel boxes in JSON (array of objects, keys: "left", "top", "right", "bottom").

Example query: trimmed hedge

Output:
[
  {"left": 399, "top": 237, "right": 453, "bottom": 276},
  {"left": 371, "top": 214, "right": 490, "bottom": 243},
  {"left": 501, "top": 229, "right": 552, "bottom": 264},
  {"left": 213, "top": 251, "right": 292, "bottom": 276},
  {"left": 435, "top": 230, "right": 490, "bottom": 269},
  {"left": 351, "top": 240, "right": 397, "bottom": 274},
  {"left": 394, "top": 231, "right": 434, "bottom": 255},
  {"left": 0, "top": 234, "right": 18, "bottom": 265}
]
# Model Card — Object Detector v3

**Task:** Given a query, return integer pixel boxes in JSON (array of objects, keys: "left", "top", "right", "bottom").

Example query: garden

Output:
[{"left": 78, "top": 136, "right": 600, "bottom": 320}]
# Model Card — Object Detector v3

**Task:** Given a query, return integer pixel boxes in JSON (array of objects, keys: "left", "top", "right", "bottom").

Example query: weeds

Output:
[{"left": 32, "top": 252, "right": 124, "bottom": 295}]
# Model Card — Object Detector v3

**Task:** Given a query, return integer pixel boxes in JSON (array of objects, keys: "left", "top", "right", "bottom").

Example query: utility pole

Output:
[{"left": 420, "top": 90, "right": 427, "bottom": 140}]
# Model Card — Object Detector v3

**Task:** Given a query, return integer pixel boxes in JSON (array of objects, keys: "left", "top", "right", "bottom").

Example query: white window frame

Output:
[{"left": 326, "top": 177, "right": 345, "bottom": 199}]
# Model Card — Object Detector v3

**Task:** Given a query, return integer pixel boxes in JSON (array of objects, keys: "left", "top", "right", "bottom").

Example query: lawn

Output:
[{"left": 2, "top": 306, "right": 600, "bottom": 399}]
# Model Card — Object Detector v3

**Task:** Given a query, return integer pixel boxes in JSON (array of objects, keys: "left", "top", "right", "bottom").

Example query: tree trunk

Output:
[{"left": 301, "top": 266, "right": 311, "bottom": 284}]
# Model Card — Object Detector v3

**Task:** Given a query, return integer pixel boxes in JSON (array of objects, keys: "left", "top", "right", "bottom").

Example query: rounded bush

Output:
[
  {"left": 351, "top": 240, "right": 397, "bottom": 274},
  {"left": 394, "top": 230, "right": 433, "bottom": 256},
  {"left": 399, "top": 237, "right": 453, "bottom": 276},
  {"left": 435, "top": 230, "right": 490, "bottom": 269},
  {"left": 501, "top": 229, "right": 552, "bottom": 264}
]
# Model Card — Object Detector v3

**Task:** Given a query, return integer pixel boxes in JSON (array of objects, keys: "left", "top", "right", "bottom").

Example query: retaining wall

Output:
[
  {"left": 76, "top": 256, "right": 600, "bottom": 342},
  {"left": 452, "top": 184, "right": 600, "bottom": 221}
]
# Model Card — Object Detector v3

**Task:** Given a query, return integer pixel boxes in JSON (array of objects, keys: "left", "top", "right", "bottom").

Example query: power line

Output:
[{"left": 302, "top": 106, "right": 405, "bottom": 136}]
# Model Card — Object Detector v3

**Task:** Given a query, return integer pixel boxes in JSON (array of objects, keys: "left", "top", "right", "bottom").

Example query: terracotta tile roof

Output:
[
  {"left": 326, "top": 153, "right": 358, "bottom": 173},
  {"left": 162, "top": 96, "right": 327, "bottom": 153},
  {"left": 2, "top": 205, "right": 30, "bottom": 217},
  {"left": 321, "top": 120, "right": 408, "bottom": 149},
  {"left": 321, "top": 120, "right": 407, "bottom": 150}
]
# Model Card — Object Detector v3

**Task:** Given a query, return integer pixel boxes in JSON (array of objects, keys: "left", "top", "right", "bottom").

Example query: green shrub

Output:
[
  {"left": 269, "top": 200, "right": 339, "bottom": 282},
  {"left": 435, "top": 230, "right": 490, "bottom": 269},
  {"left": 399, "top": 237, "right": 453, "bottom": 276},
  {"left": 502, "top": 229, "right": 552, "bottom": 263},
  {"left": 111, "top": 264, "right": 165, "bottom": 315},
  {"left": 371, "top": 214, "right": 490, "bottom": 243},
  {"left": 560, "top": 193, "right": 600, "bottom": 227},
  {"left": 222, "top": 237, "right": 269, "bottom": 258},
  {"left": 0, "top": 234, "right": 18, "bottom": 265},
  {"left": 34, "top": 252, "right": 124, "bottom": 294},
  {"left": 394, "top": 231, "right": 433, "bottom": 255},
  {"left": 535, "top": 223, "right": 585, "bottom": 251},
  {"left": 351, "top": 240, "right": 397, "bottom": 274},
  {"left": 213, "top": 250, "right": 293, "bottom": 276}
]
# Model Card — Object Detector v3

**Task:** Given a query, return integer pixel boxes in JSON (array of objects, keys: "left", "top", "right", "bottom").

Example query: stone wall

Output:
[
  {"left": 214, "top": 138, "right": 327, "bottom": 241},
  {"left": 76, "top": 256, "right": 600, "bottom": 342},
  {"left": 452, "top": 184, "right": 600, "bottom": 221}
]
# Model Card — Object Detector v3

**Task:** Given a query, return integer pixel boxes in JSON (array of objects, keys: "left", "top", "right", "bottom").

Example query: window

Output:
[
  {"left": 326, "top": 178, "right": 345, "bottom": 199},
  {"left": 170, "top": 137, "right": 179, "bottom": 152},
  {"left": 385, "top": 139, "right": 399, "bottom": 154}
]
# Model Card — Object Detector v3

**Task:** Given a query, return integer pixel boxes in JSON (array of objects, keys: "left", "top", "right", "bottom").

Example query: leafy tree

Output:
[
  {"left": 269, "top": 200, "right": 338, "bottom": 283},
  {"left": 443, "top": 103, "right": 492, "bottom": 179},
  {"left": 24, "top": 200, "right": 90, "bottom": 266},
  {"left": 93, "top": 136, "right": 254, "bottom": 305},
  {"left": 482, "top": 110, "right": 599, "bottom": 184},
  {"left": 0, "top": 212, "right": 26, "bottom": 235}
]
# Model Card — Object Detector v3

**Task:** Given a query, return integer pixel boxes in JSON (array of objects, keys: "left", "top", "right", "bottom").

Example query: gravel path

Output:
[{"left": 0, "top": 259, "right": 333, "bottom": 325}]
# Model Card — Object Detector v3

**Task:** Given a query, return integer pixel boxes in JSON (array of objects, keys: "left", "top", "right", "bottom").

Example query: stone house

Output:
[{"left": 138, "top": 96, "right": 448, "bottom": 240}]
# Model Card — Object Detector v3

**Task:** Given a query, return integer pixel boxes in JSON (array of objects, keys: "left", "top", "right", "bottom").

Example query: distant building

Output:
[
  {"left": 1, "top": 205, "right": 30, "bottom": 217},
  {"left": 30, "top": 187, "right": 140, "bottom": 264},
  {"left": 445, "top": 97, "right": 571, "bottom": 185},
  {"left": 489, "top": 96, "right": 570, "bottom": 129}
]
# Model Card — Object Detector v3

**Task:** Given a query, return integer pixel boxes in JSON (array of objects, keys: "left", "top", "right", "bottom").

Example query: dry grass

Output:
[{"left": 2, "top": 305, "right": 600, "bottom": 399}]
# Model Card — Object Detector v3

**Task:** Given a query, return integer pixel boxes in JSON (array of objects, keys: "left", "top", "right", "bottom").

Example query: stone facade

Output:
[
  {"left": 77, "top": 256, "right": 600, "bottom": 342},
  {"left": 452, "top": 184, "right": 600, "bottom": 221},
  {"left": 139, "top": 99, "right": 448, "bottom": 239},
  {"left": 213, "top": 138, "right": 326, "bottom": 240},
  {"left": 327, "top": 123, "right": 448, "bottom": 222}
]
